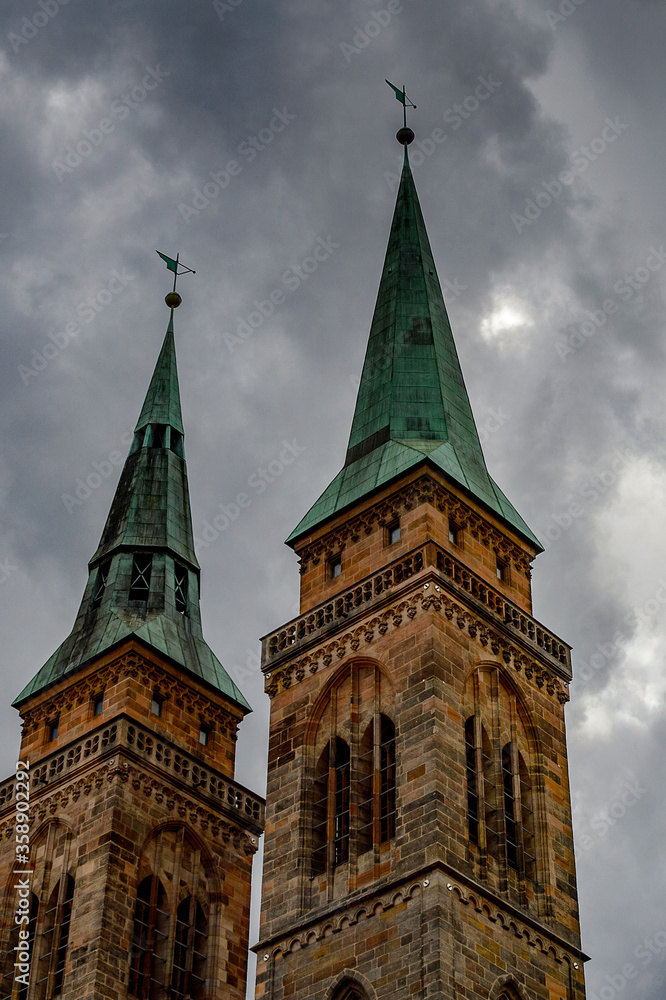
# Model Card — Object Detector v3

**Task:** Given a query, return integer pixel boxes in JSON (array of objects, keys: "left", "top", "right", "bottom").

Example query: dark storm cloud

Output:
[{"left": 1, "top": 1, "right": 665, "bottom": 997}]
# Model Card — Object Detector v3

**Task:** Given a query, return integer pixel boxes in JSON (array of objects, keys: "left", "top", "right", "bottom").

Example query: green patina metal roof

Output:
[
  {"left": 135, "top": 313, "right": 184, "bottom": 435},
  {"left": 288, "top": 147, "right": 541, "bottom": 551},
  {"left": 14, "top": 313, "right": 250, "bottom": 712}
]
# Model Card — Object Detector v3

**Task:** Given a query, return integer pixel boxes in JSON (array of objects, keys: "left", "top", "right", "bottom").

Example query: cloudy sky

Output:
[{"left": 1, "top": 0, "right": 665, "bottom": 996}]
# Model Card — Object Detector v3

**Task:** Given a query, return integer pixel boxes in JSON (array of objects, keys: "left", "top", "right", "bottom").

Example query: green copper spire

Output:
[
  {"left": 14, "top": 310, "right": 250, "bottom": 711},
  {"left": 134, "top": 313, "right": 184, "bottom": 435},
  {"left": 288, "top": 144, "right": 541, "bottom": 550}
]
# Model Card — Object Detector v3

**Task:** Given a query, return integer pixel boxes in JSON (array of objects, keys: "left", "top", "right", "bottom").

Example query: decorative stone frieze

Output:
[
  {"left": 297, "top": 475, "right": 534, "bottom": 578},
  {"left": 265, "top": 580, "right": 570, "bottom": 704}
]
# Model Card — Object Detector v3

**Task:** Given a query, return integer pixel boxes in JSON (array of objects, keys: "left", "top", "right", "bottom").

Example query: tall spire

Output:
[
  {"left": 288, "top": 138, "right": 540, "bottom": 549},
  {"left": 133, "top": 313, "right": 184, "bottom": 435},
  {"left": 90, "top": 315, "right": 195, "bottom": 569},
  {"left": 15, "top": 308, "right": 249, "bottom": 711}
]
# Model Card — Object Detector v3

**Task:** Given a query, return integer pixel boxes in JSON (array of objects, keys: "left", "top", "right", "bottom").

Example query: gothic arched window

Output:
[
  {"left": 309, "top": 662, "right": 396, "bottom": 886},
  {"left": 332, "top": 980, "right": 370, "bottom": 1000},
  {"left": 171, "top": 897, "right": 208, "bottom": 1000},
  {"left": 358, "top": 714, "right": 396, "bottom": 851},
  {"left": 312, "top": 737, "right": 351, "bottom": 873},
  {"left": 465, "top": 717, "right": 498, "bottom": 859},
  {"left": 502, "top": 742, "right": 518, "bottom": 871},
  {"left": 464, "top": 717, "right": 479, "bottom": 845},
  {"left": 128, "top": 827, "right": 211, "bottom": 1000},
  {"left": 464, "top": 668, "right": 539, "bottom": 888},
  {"left": 519, "top": 752, "right": 536, "bottom": 881},
  {"left": 128, "top": 876, "right": 169, "bottom": 998}
]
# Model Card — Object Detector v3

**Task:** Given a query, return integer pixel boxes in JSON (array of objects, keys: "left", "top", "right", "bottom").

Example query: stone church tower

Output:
[
  {"left": 254, "top": 133, "right": 588, "bottom": 999},
  {"left": 0, "top": 304, "right": 263, "bottom": 999}
]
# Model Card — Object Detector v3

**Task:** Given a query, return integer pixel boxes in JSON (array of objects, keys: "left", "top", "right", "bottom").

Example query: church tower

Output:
[
  {"left": 255, "top": 130, "right": 587, "bottom": 999},
  {"left": 0, "top": 293, "right": 264, "bottom": 999}
]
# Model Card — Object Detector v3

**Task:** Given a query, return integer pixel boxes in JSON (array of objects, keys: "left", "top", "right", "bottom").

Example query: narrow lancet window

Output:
[
  {"left": 171, "top": 897, "right": 208, "bottom": 1000},
  {"left": 465, "top": 717, "right": 479, "bottom": 845},
  {"left": 128, "top": 876, "right": 169, "bottom": 998},
  {"left": 333, "top": 738, "right": 350, "bottom": 867},
  {"left": 502, "top": 742, "right": 518, "bottom": 871},
  {"left": 379, "top": 715, "right": 396, "bottom": 843}
]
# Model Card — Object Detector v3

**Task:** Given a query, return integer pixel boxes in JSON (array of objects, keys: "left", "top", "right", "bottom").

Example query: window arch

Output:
[
  {"left": 464, "top": 667, "right": 540, "bottom": 891},
  {"left": 128, "top": 826, "right": 211, "bottom": 1000},
  {"left": 308, "top": 661, "right": 396, "bottom": 889},
  {"left": 331, "top": 980, "right": 370, "bottom": 1000},
  {"left": 491, "top": 977, "right": 524, "bottom": 1000}
]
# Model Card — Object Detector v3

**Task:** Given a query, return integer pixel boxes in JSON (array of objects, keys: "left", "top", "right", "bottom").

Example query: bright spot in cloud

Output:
[{"left": 480, "top": 290, "right": 533, "bottom": 353}]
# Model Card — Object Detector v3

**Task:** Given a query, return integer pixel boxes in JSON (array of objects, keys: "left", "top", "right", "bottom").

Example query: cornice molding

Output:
[
  {"left": 297, "top": 475, "right": 535, "bottom": 577},
  {"left": 20, "top": 650, "right": 240, "bottom": 741},
  {"left": 257, "top": 869, "right": 582, "bottom": 970},
  {"left": 0, "top": 758, "right": 258, "bottom": 859},
  {"left": 265, "top": 579, "right": 569, "bottom": 705}
]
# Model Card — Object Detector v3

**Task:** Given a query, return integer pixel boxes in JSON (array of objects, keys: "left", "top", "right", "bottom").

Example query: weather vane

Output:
[
  {"left": 385, "top": 79, "right": 417, "bottom": 145},
  {"left": 156, "top": 251, "right": 196, "bottom": 309}
]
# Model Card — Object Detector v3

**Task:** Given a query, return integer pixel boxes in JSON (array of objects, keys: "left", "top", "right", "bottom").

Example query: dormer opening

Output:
[
  {"left": 129, "top": 553, "right": 152, "bottom": 604},
  {"left": 129, "top": 427, "right": 146, "bottom": 455},
  {"left": 149, "top": 424, "right": 168, "bottom": 449},
  {"left": 170, "top": 429, "right": 184, "bottom": 457},
  {"left": 90, "top": 560, "right": 111, "bottom": 610},
  {"left": 174, "top": 563, "right": 188, "bottom": 615}
]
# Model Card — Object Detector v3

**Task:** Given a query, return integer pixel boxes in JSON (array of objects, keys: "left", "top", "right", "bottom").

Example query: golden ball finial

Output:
[
  {"left": 165, "top": 291, "right": 182, "bottom": 309},
  {"left": 396, "top": 126, "right": 415, "bottom": 145}
]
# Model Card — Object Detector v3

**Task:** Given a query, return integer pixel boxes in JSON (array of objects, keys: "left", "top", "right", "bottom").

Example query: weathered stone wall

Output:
[{"left": 0, "top": 643, "right": 263, "bottom": 1000}]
